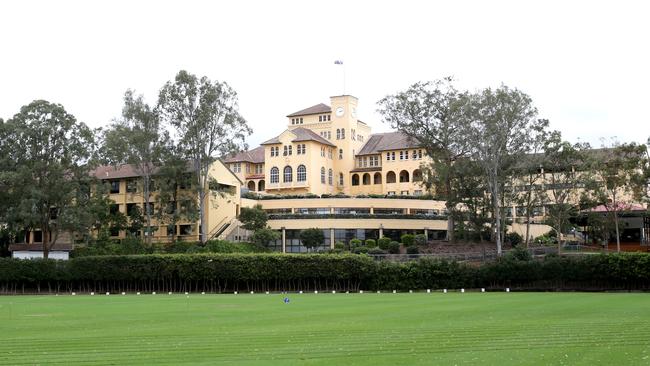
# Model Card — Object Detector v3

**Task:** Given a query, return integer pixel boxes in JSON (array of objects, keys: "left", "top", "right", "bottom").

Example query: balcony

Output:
[{"left": 266, "top": 180, "right": 310, "bottom": 190}]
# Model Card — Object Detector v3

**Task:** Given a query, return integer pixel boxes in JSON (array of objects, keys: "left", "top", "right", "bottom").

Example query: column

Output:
[
  {"left": 424, "top": 228, "right": 429, "bottom": 240},
  {"left": 281, "top": 227, "right": 286, "bottom": 253},
  {"left": 330, "top": 228, "right": 335, "bottom": 249},
  {"left": 379, "top": 224, "right": 384, "bottom": 238}
]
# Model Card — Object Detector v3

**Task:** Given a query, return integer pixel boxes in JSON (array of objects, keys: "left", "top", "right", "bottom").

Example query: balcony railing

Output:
[{"left": 266, "top": 180, "right": 309, "bottom": 189}]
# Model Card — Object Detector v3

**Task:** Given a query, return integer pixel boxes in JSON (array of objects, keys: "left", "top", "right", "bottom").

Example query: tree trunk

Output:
[
  {"left": 614, "top": 210, "right": 621, "bottom": 253},
  {"left": 42, "top": 226, "right": 49, "bottom": 259},
  {"left": 525, "top": 218, "right": 531, "bottom": 249},
  {"left": 144, "top": 174, "right": 152, "bottom": 246},
  {"left": 491, "top": 183, "right": 502, "bottom": 255},
  {"left": 445, "top": 172, "right": 455, "bottom": 242}
]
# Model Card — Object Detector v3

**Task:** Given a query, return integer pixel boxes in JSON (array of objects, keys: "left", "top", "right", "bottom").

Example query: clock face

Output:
[
  {"left": 351, "top": 108, "right": 357, "bottom": 118},
  {"left": 335, "top": 107, "right": 344, "bottom": 117}
]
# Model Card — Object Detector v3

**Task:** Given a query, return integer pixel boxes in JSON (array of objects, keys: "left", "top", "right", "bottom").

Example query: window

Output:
[
  {"left": 352, "top": 174, "right": 360, "bottom": 186},
  {"left": 232, "top": 163, "right": 241, "bottom": 173},
  {"left": 297, "top": 165, "right": 306, "bottom": 182},
  {"left": 270, "top": 167, "right": 279, "bottom": 183},
  {"left": 109, "top": 204, "right": 120, "bottom": 215},
  {"left": 180, "top": 224, "right": 193, "bottom": 236},
  {"left": 373, "top": 172, "right": 382, "bottom": 184},
  {"left": 283, "top": 166, "right": 293, "bottom": 182},
  {"left": 339, "top": 149, "right": 343, "bottom": 160},
  {"left": 357, "top": 157, "right": 363, "bottom": 167},
  {"left": 336, "top": 129, "right": 341, "bottom": 140},
  {"left": 297, "top": 144, "right": 306, "bottom": 155},
  {"left": 401, "top": 190, "right": 409, "bottom": 195},
  {"left": 399, "top": 170, "right": 410, "bottom": 182},
  {"left": 386, "top": 171, "right": 396, "bottom": 183},
  {"left": 386, "top": 152, "right": 390, "bottom": 161},
  {"left": 283, "top": 145, "right": 292, "bottom": 156},
  {"left": 339, "top": 173, "right": 344, "bottom": 186},
  {"left": 391, "top": 152, "right": 395, "bottom": 161},
  {"left": 405, "top": 151, "right": 409, "bottom": 160},
  {"left": 246, "top": 164, "right": 251, "bottom": 174},
  {"left": 321, "top": 167, "right": 326, "bottom": 184},
  {"left": 327, "top": 131, "right": 331, "bottom": 139},
  {"left": 341, "top": 128, "right": 345, "bottom": 139},
  {"left": 109, "top": 180, "right": 120, "bottom": 194},
  {"left": 362, "top": 157, "right": 367, "bottom": 167},
  {"left": 362, "top": 173, "right": 371, "bottom": 185},
  {"left": 320, "top": 147, "right": 325, "bottom": 157},
  {"left": 328, "top": 169, "right": 333, "bottom": 185},
  {"left": 369, "top": 156, "right": 379, "bottom": 167},
  {"left": 270, "top": 146, "right": 279, "bottom": 157},
  {"left": 255, "top": 165, "right": 263, "bottom": 174},
  {"left": 351, "top": 128, "right": 356, "bottom": 141},
  {"left": 399, "top": 151, "right": 404, "bottom": 161},
  {"left": 328, "top": 148, "right": 333, "bottom": 159},
  {"left": 387, "top": 191, "right": 396, "bottom": 196},
  {"left": 126, "top": 179, "right": 137, "bottom": 193},
  {"left": 126, "top": 203, "right": 138, "bottom": 217},
  {"left": 318, "top": 114, "right": 331, "bottom": 122}
]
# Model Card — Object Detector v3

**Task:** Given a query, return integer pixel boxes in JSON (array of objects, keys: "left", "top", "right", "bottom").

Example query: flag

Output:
[{"left": 334, "top": 60, "right": 343, "bottom": 65}]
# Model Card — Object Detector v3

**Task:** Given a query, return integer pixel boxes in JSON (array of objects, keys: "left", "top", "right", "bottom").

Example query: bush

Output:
[
  {"left": 364, "top": 239, "right": 377, "bottom": 248},
  {"left": 299, "top": 228, "right": 325, "bottom": 251},
  {"left": 334, "top": 242, "right": 346, "bottom": 251},
  {"left": 401, "top": 234, "right": 415, "bottom": 247},
  {"left": 414, "top": 234, "right": 427, "bottom": 246},
  {"left": 352, "top": 246, "right": 370, "bottom": 254},
  {"left": 534, "top": 234, "right": 556, "bottom": 246},
  {"left": 388, "top": 241, "right": 401, "bottom": 254},
  {"left": 250, "top": 228, "right": 281, "bottom": 247},
  {"left": 505, "top": 232, "right": 523, "bottom": 247},
  {"left": 505, "top": 246, "right": 532, "bottom": 261},
  {"left": 406, "top": 246, "right": 419, "bottom": 255},
  {"left": 349, "top": 239, "right": 362, "bottom": 250},
  {"left": 368, "top": 247, "right": 388, "bottom": 255},
  {"left": 205, "top": 240, "right": 268, "bottom": 253},
  {"left": 165, "top": 241, "right": 192, "bottom": 254},
  {"left": 377, "top": 237, "right": 392, "bottom": 250}
]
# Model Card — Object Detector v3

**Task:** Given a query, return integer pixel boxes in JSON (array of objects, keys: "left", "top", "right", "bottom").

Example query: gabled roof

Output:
[
  {"left": 261, "top": 127, "right": 336, "bottom": 147},
  {"left": 357, "top": 132, "right": 421, "bottom": 156},
  {"left": 92, "top": 160, "right": 243, "bottom": 185},
  {"left": 223, "top": 146, "right": 265, "bottom": 164},
  {"left": 286, "top": 103, "right": 331, "bottom": 117}
]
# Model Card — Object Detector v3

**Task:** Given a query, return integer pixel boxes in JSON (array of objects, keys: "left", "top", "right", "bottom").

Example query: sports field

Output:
[{"left": 1, "top": 292, "right": 649, "bottom": 365}]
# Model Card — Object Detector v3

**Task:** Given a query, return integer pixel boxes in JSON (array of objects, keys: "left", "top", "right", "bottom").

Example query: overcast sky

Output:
[{"left": 1, "top": 0, "right": 649, "bottom": 149}]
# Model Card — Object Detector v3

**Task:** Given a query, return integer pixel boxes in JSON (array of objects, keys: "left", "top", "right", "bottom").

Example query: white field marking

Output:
[
  {"left": 427, "top": 289, "right": 431, "bottom": 293},
  {"left": 359, "top": 290, "right": 363, "bottom": 294},
  {"left": 201, "top": 292, "right": 205, "bottom": 295},
  {"left": 71, "top": 292, "right": 76, "bottom": 296},
  {"left": 106, "top": 292, "right": 110, "bottom": 296},
  {"left": 506, "top": 288, "right": 510, "bottom": 292},
  {"left": 314, "top": 291, "right": 318, "bottom": 294},
  {"left": 443, "top": 289, "right": 447, "bottom": 293},
  {"left": 136, "top": 292, "right": 140, "bottom": 295},
  {"left": 266, "top": 291, "right": 269, "bottom": 294},
  {"left": 481, "top": 288, "right": 485, "bottom": 292},
  {"left": 168, "top": 292, "right": 172, "bottom": 295},
  {"left": 234, "top": 291, "right": 238, "bottom": 295},
  {"left": 299, "top": 291, "right": 303, "bottom": 294},
  {"left": 185, "top": 292, "right": 189, "bottom": 295},
  {"left": 250, "top": 291, "right": 254, "bottom": 294},
  {"left": 332, "top": 291, "right": 336, "bottom": 294},
  {"left": 121, "top": 292, "right": 126, "bottom": 295},
  {"left": 90, "top": 292, "right": 94, "bottom": 296},
  {"left": 152, "top": 292, "right": 156, "bottom": 295},
  {"left": 461, "top": 289, "right": 465, "bottom": 293}
]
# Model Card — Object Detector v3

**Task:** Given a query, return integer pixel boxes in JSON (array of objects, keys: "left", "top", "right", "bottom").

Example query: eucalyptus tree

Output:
[
  {"left": 377, "top": 77, "right": 470, "bottom": 241},
  {"left": 587, "top": 142, "right": 649, "bottom": 252},
  {"left": 465, "top": 85, "right": 546, "bottom": 255},
  {"left": 541, "top": 132, "right": 591, "bottom": 253},
  {"left": 4, "top": 100, "right": 95, "bottom": 258},
  {"left": 102, "top": 90, "right": 170, "bottom": 245},
  {"left": 158, "top": 70, "right": 251, "bottom": 243}
]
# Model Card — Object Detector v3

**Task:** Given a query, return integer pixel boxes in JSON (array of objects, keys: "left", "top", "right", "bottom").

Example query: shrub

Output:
[
  {"left": 205, "top": 240, "right": 268, "bottom": 253},
  {"left": 299, "top": 228, "right": 325, "bottom": 251},
  {"left": 534, "top": 234, "right": 556, "bottom": 246},
  {"left": 414, "top": 234, "right": 427, "bottom": 246},
  {"left": 185, "top": 244, "right": 205, "bottom": 254},
  {"left": 368, "top": 247, "right": 388, "bottom": 255},
  {"left": 505, "top": 246, "right": 532, "bottom": 261},
  {"left": 250, "top": 228, "right": 281, "bottom": 247},
  {"left": 388, "top": 241, "right": 401, "bottom": 254},
  {"left": 165, "top": 241, "right": 192, "bottom": 253},
  {"left": 364, "top": 239, "right": 377, "bottom": 248},
  {"left": 377, "top": 237, "right": 392, "bottom": 250},
  {"left": 400, "top": 234, "right": 415, "bottom": 247},
  {"left": 349, "top": 239, "right": 362, "bottom": 250},
  {"left": 406, "top": 246, "right": 419, "bottom": 255},
  {"left": 352, "top": 246, "right": 370, "bottom": 254},
  {"left": 334, "top": 242, "right": 346, "bottom": 251},
  {"left": 505, "top": 232, "right": 523, "bottom": 247}
]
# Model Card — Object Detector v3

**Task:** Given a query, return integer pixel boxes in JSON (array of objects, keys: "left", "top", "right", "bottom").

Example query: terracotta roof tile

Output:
[
  {"left": 357, "top": 132, "right": 421, "bottom": 156},
  {"left": 286, "top": 103, "right": 331, "bottom": 117},
  {"left": 261, "top": 127, "right": 336, "bottom": 147},
  {"left": 223, "top": 146, "right": 265, "bottom": 164}
]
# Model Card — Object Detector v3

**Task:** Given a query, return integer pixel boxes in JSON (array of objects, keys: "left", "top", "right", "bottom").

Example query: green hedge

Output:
[{"left": 2, "top": 253, "right": 650, "bottom": 294}]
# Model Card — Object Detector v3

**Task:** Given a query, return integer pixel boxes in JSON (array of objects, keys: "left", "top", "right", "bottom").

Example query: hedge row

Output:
[{"left": 1, "top": 253, "right": 650, "bottom": 294}]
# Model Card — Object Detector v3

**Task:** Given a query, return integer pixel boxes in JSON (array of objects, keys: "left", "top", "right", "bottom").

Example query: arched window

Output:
[
  {"left": 352, "top": 174, "right": 360, "bottom": 186},
  {"left": 297, "top": 165, "right": 306, "bottom": 182},
  {"left": 362, "top": 173, "right": 371, "bottom": 185},
  {"left": 328, "top": 169, "right": 333, "bottom": 185},
  {"left": 283, "top": 166, "right": 293, "bottom": 182},
  {"left": 258, "top": 180, "right": 265, "bottom": 191},
  {"left": 374, "top": 172, "right": 382, "bottom": 185},
  {"left": 413, "top": 169, "right": 423, "bottom": 182},
  {"left": 339, "top": 173, "right": 344, "bottom": 186},
  {"left": 399, "top": 170, "right": 410, "bottom": 183},
  {"left": 386, "top": 171, "right": 396, "bottom": 183},
  {"left": 321, "top": 167, "right": 326, "bottom": 184},
  {"left": 270, "top": 167, "right": 279, "bottom": 183},
  {"left": 339, "top": 149, "right": 343, "bottom": 159},
  {"left": 336, "top": 129, "right": 341, "bottom": 140},
  {"left": 247, "top": 181, "right": 256, "bottom": 191}
]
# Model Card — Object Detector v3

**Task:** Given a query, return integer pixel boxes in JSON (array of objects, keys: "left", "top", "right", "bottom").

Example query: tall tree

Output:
[
  {"left": 587, "top": 142, "right": 649, "bottom": 252},
  {"left": 4, "top": 100, "right": 95, "bottom": 258},
  {"left": 465, "top": 85, "right": 546, "bottom": 255},
  {"left": 154, "top": 146, "right": 198, "bottom": 243},
  {"left": 541, "top": 132, "right": 591, "bottom": 254},
  {"left": 158, "top": 70, "right": 251, "bottom": 243},
  {"left": 103, "top": 90, "right": 169, "bottom": 245},
  {"left": 377, "top": 78, "right": 470, "bottom": 241}
]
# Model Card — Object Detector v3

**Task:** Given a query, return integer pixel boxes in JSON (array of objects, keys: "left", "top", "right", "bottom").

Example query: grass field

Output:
[{"left": 1, "top": 292, "right": 650, "bottom": 365}]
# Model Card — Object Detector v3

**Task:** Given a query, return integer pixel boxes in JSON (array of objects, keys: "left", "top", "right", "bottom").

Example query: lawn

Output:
[{"left": 1, "top": 292, "right": 649, "bottom": 365}]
